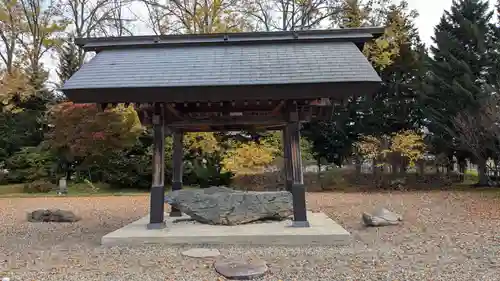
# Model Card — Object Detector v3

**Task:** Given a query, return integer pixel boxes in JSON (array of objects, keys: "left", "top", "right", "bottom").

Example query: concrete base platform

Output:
[{"left": 101, "top": 212, "right": 351, "bottom": 246}]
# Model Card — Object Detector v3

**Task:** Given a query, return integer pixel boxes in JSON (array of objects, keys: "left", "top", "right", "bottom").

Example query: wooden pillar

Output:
[
  {"left": 285, "top": 101, "right": 310, "bottom": 227},
  {"left": 147, "top": 103, "right": 166, "bottom": 229},
  {"left": 170, "top": 130, "right": 183, "bottom": 217},
  {"left": 282, "top": 127, "right": 293, "bottom": 192}
]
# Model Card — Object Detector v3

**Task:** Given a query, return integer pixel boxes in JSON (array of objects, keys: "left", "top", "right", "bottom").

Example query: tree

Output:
[
  {"left": 0, "top": 79, "right": 58, "bottom": 166},
  {"left": 335, "top": 0, "right": 395, "bottom": 27},
  {"left": 181, "top": 132, "right": 236, "bottom": 187},
  {"left": 0, "top": 103, "right": 43, "bottom": 162},
  {"left": 141, "top": 0, "right": 170, "bottom": 35},
  {"left": 355, "top": 130, "right": 426, "bottom": 174},
  {"left": 388, "top": 130, "right": 426, "bottom": 168},
  {"left": 452, "top": 95, "right": 500, "bottom": 181},
  {"left": 363, "top": 2, "right": 425, "bottom": 134},
  {"left": 142, "top": 0, "right": 249, "bottom": 34},
  {"left": 303, "top": 0, "right": 423, "bottom": 168},
  {"left": 3, "top": 145, "right": 56, "bottom": 183},
  {"left": 0, "top": 68, "right": 33, "bottom": 111},
  {"left": 0, "top": 0, "right": 36, "bottom": 110},
  {"left": 101, "top": 0, "right": 134, "bottom": 36},
  {"left": 243, "top": 0, "right": 339, "bottom": 31},
  {"left": 337, "top": 0, "right": 403, "bottom": 70},
  {"left": 62, "top": 0, "right": 124, "bottom": 65},
  {"left": 487, "top": 0, "right": 500, "bottom": 91},
  {"left": 302, "top": 119, "right": 358, "bottom": 167},
  {"left": 47, "top": 102, "right": 143, "bottom": 178},
  {"left": 222, "top": 141, "right": 277, "bottom": 174},
  {"left": 183, "top": 132, "right": 220, "bottom": 155},
  {"left": 18, "top": 0, "right": 66, "bottom": 90},
  {"left": 355, "top": 135, "right": 383, "bottom": 164},
  {"left": 423, "top": 0, "right": 494, "bottom": 185},
  {"left": 56, "top": 40, "right": 80, "bottom": 83},
  {"left": 0, "top": 0, "right": 25, "bottom": 74},
  {"left": 337, "top": 0, "right": 374, "bottom": 28}
]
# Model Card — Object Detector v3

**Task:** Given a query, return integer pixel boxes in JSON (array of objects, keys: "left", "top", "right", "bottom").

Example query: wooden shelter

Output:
[{"left": 62, "top": 28, "right": 383, "bottom": 229}]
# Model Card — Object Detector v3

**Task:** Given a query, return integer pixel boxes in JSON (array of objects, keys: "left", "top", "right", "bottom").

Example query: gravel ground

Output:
[{"left": 1, "top": 191, "right": 500, "bottom": 281}]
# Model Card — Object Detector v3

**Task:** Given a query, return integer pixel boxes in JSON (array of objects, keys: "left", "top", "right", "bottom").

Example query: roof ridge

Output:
[{"left": 75, "top": 27, "right": 385, "bottom": 52}]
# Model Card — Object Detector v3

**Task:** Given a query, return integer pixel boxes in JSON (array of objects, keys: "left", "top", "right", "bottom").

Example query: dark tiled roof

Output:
[{"left": 63, "top": 41, "right": 380, "bottom": 90}]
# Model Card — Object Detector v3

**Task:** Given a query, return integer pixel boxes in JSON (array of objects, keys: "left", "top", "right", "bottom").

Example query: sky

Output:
[
  {"left": 408, "top": 0, "right": 496, "bottom": 46},
  {"left": 407, "top": 0, "right": 452, "bottom": 46},
  {"left": 46, "top": 0, "right": 497, "bottom": 85}
]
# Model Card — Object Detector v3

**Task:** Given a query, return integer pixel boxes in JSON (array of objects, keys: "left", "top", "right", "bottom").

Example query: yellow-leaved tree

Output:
[
  {"left": 354, "top": 130, "right": 426, "bottom": 174},
  {"left": 387, "top": 130, "right": 426, "bottom": 167},
  {"left": 222, "top": 140, "right": 278, "bottom": 175},
  {"left": 355, "top": 135, "right": 383, "bottom": 162},
  {"left": 183, "top": 132, "right": 220, "bottom": 155},
  {"left": 0, "top": 69, "right": 33, "bottom": 112}
]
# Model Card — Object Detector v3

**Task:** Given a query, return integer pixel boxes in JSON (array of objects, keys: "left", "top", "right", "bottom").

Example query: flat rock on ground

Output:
[
  {"left": 181, "top": 248, "right": 220, "bottom": 258},
  {"left": 362, "top": 208, "right": 403, "bottom": 227},
  {"left": 165, "top": 186, "right": 292, "bottom": 225},
  {"left": 214, "top": 257, "right": 268, "bottom": 280},
  {"left": 27, "top": 209, "right": 80, "bottom": 223},
  {"left": 1, "top": 191, "right": 500, "bottom": 280}
]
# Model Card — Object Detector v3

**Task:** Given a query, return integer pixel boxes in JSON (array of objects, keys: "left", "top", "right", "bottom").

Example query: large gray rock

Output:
[
  {"left": 27, "top": 209, "right": 81, "bottom": 223},
  {"left": 362, "top": 208, "right": 402, "bottom": 227},
  {"left": 165, "top": 186, "right": 292, "bottom": 225}
]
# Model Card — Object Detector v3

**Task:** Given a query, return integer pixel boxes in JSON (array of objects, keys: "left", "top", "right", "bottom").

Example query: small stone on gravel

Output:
[
  {"left": 27, "top": 209, "right": 80, "bottom": 222},
  {"left": 214, "top": 257, "right": 268, "bottom": 280},
  {"left": 181, "top": 248, "right": 221, "bottom": 258},
  {"left": 362, "top": 208, "right": 402, "bottom": 227}
]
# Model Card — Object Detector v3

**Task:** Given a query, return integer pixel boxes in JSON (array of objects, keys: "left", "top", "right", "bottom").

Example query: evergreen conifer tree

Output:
[
  {"left": 423, "top": 0, "right": 494, "bottom": 184},
  {"left": 57, "top": 41, "right": 81, "bottom": 84}
]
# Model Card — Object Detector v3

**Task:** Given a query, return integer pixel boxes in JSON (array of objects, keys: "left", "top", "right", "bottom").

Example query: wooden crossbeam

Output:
[
  {"left": 168, "top": 117, "right": 285, "bottom": 129},
  {"left": 166, "top": 104, "right": 184, "bottom": 120},
  {"left": 271, "top": 100, "right": 285, "bottom": 116}
]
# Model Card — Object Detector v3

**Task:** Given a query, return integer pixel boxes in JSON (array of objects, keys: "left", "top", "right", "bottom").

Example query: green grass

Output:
[
  {"left": 0, "top": 182, "right": 200, "bottom": 198},
  {"left": 0, "top": 182, "right": 148, "bottom": 198},
  {"left": 0, "top": 183, "right": 24, "bottom": 195}
]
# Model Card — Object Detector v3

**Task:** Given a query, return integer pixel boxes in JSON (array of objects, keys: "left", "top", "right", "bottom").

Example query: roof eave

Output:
[{"left": 62, "top": 81, "right": 382, "bottom": 103}]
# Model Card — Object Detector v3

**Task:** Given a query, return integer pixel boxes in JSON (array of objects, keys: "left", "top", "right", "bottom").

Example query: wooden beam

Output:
[
  {"left": 167, "top": 117, "right": 286, "bottom": 129},
  {"left": 165, "top": 103, "right": 185, "bottom": 120},
  {"left": 282, "top": 127, "right": 293, "bottom": 192},
  {"left": 65, "top": 81, "right": 381, "bottom": 103},
  {"left": 148, "top": 102, "right": 166, "bottom": 230},
  {"left": 287, "top": 121, "right": 309, "bottom": 228},
  {"left": 172, "top": 124, "right": 285, "bottom": 132},
  {"left": 170, "top": 130, "right": 183, "bottom": 217},
  {"left": 172, "top": 100, "right": 310, "bottom": 114},
  {"left": 271, "top": 100, "right": 285, "bottom": 116},
  {"left": 284, "top": 101, "right": 309, "bottom": 228}
]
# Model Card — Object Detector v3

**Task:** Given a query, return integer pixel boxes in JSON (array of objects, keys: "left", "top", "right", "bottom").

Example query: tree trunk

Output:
[
  {"left": 417, "top": 160, "right": 425, "bottom": 178},
  {"left": 477, "top": 157, "right": 489, "bottom": 186},
  {"left": 399, "top": 156, "right": 408, "bottom": 176},
  {"left": 494, "top": 159, "right": 499, "bottom": 178},
  {"left": 65, "top": 162, "right": 72, "bottom": 181},
  {"left": 355, "top": 156, "right": 362, "bottom": 176},
  {"left": 317, "top": 157, "right": 322, "bottom": 190},
  {"left": 446, "top": 155, "right": 454, "bottom": 174},
  {"left": 458, "top": 158, "right": 466, "bottom": 182},
  {"left": 401, "top": 165, "right": 407, "bottom": 176},
  {"left": 391, "top": 161, "right": 398, "bottom": 175}
]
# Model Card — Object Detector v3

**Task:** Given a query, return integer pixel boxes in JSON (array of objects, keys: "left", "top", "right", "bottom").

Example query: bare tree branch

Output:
[
  {"left": 242, "top": 0, "right": 340, "bottom": 32},
  {"left": 0, "top": 0, "right": 24, "bottom": 73}
]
